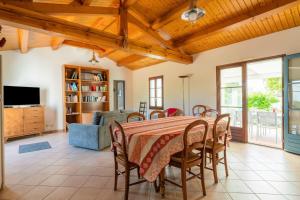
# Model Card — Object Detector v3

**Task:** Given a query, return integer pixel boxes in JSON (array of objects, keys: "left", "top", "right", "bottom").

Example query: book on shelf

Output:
[
  {"left": 66, "top": 94, "right": 78, "bottom": 103},
  {"left": 81, "top": 72, "right": 107, "bottom": 82},
  {"left": 70, "top": 71, "right": 78, "bottom": 79},
  {"left": 66, "top": 82, "right": 78, "bottom": 91},
  {"left": 82, "top": 95, "right": 106, "bottom": 103},
  {"left": 81, "top": 85, "right": 107, "bottom": 92}
]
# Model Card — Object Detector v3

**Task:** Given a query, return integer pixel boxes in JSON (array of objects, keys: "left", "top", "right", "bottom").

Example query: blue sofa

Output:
[{"left": 68, "top": 111, "right": 130, "bottom": 150}]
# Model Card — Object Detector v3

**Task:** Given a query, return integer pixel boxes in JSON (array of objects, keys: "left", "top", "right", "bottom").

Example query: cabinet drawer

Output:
[{"left": 24, "top": 122, "right": 44, "bottom": 133}]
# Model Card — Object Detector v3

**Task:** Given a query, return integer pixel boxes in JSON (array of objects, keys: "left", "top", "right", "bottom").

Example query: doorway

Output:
[
  {"left": 113, "top": 80, "right": 125, "bottom": 110},
  {"left": 247, "top": 58, "right": 283, "bottom": 148},
  {"left": 217, "top": 56, "right": 284, "bottom": 148}
]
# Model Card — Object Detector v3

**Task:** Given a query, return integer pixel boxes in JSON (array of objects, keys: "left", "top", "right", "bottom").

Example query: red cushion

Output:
[{"left": 167, "top": 108, "right": 177, "bottom": 117}]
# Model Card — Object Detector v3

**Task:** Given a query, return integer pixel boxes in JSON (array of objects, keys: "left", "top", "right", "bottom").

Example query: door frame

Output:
[
  {"left": 217, "top": 54, "right": 284, "bottom": 146},
  {"left": 0, "top": 55, "right": 3, "bottom": 188},
  {"left": 113, "top": 80, "right": 125, "bottom": 111}
]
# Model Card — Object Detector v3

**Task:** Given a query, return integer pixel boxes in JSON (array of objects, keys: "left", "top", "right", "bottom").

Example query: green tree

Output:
[
  {"left": 248, "top": 92, "right": 278, "bottom": 111},
  {"left": 266, "top": 77, "right": 282, "bottom": 93}
]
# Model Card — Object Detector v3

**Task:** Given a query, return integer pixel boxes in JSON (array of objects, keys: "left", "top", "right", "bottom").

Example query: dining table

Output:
[{"left": 120, "top": 115, "right": 230, "bottom": 196}]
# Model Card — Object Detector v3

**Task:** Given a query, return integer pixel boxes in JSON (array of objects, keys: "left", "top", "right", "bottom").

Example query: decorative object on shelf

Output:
[
  {"left": 181, "top": 0, "right": 205, "bottom": 23},
  {"left": 178, "top": 74, "right": 193, "bottom": 115},
  {"left": 89, "top": 50, "right": 99, "bottom": 65}
]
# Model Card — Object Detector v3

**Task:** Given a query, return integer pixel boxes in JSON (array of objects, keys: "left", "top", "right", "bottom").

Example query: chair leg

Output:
[
  {"left": 181, "top": 166, "right": 187, "bottom": 200},
  {"left": 114, "top": 162, "right": 118, "bottom": 191},
  {"left": 212, "top": 153, "right": 218, "bottom": 183},
  {"left": 137, "top": 167, "right": 141, "bottom": 179},
  {"left": 224, "top": 150, "right": 229, "bottom": 177},
  {"left": 200, "top": 163, "right": 206, "bottom": 196},
  {"left": 124, "top": 167, "right": 130, "bottom": 200}
]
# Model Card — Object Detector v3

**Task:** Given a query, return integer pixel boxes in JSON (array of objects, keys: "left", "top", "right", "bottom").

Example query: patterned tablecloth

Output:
[{"left": 121, "top": 116, "right": 229, "bottom": 182}]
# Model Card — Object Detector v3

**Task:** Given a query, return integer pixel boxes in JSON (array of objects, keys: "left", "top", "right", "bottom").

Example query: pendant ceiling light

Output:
[
  {"left": 181, "top": 0, "right": 205, "bottom": 23},
  {"left": 89, "top": 50, "right": 99, "bottom": 65}
]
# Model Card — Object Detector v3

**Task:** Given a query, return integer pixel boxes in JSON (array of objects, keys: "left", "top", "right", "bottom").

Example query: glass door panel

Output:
[
  {"left": 220, "top": 67, "right": 243, "bottom": 128},
  {"left": 284, "top": 54, "right": 300, "bottom": 154}
]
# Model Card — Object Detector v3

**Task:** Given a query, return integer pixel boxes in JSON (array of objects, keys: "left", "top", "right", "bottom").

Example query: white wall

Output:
[
  {"left": 1, "top": 46, "right": 133, "bottom": 131},
  {"left": 132, "top": 26, "right": 300, "bottom": 115}
]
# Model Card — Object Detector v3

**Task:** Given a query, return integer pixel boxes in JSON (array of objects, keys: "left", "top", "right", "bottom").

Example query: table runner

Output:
[{"left": 121, "top": 116, "right": 229, "bottom": 182}]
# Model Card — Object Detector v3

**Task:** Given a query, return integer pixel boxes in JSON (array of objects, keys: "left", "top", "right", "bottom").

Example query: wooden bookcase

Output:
[{"left": 63, "top": 65, "right": 110, "bottom": 130}]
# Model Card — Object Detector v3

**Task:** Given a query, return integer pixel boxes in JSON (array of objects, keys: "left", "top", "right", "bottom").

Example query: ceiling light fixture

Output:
[
  {"left": 181, "top": 0, "right": 206, "bottom": 23},
  {"left": 89, "top": 50, "right": 99, "bottom": 65}
]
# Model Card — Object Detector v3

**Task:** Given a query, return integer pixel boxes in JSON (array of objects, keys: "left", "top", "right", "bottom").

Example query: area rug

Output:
[{"left": 19, "top": 141, "right": 51, "bottom": 154}]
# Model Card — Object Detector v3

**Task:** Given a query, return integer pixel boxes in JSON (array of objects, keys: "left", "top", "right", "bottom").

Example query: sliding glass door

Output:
[{"left": 217, "top": 65, "right": 247, "bottom": 142}]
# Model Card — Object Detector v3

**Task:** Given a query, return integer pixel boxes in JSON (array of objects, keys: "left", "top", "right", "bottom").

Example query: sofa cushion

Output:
[{"left": 92, "top": 112, "right": 102, "bottom": 125}]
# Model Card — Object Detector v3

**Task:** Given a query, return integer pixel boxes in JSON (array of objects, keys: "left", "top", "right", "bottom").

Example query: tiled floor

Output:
[{"left": 1, "top": 132, "right": 300, "bottom": 200}]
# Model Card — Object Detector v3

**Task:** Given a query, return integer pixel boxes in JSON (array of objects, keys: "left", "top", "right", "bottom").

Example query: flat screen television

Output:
[{"left": 4, "top": 86, "right": 40, "bottom": 106}]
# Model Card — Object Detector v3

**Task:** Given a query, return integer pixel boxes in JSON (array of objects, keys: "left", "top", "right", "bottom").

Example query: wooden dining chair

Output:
[
  {"left": 205, "top": 114, "right": 231, "bottom": 183},
  {"left": 127, "top": 112, "right": 145, "bottom": 122},
  {"left": 109, "top": 120, "right": 146, "bottom": 200},
  {"left": 165, "top": 120, "right": 209, "bottom": 200},
  {"left": 202, "top": 108, "right": 220, "bottom": 118},
  {"left": 192, "top": 105, "right": 208, "bottom": 116},
  {"left": 150, "top": 110, "right": 165, "bottom": 119}
]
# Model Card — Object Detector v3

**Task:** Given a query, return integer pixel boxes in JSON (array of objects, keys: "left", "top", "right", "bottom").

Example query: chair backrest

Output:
[
  {"left": 192, "top": 105, "right": 207, "bottom": 116},
  {"left": 212, "top": 114, "right": 231, "bottom": 147},
  {"left": 127, "top": 112, "right": 146, "bottom": 122},
  {"left": 150, "top": 110, "right": 165, "bottom": 120},
  {"left": 139, "top": 101, "right": 147, "bottom": 116},
  {"left": 203, "top": 109, "right": 220, "bottom": 118},
  {"left": 182, "top": 120, "right": 209, "bottom": 160},
  {"left": 109, "top": 120, "right": 128, "bottom": 160}
]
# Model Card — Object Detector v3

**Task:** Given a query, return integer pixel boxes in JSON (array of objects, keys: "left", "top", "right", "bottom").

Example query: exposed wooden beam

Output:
[
  {"left": 99, "top": 48, "right": 117, "bottom": 58},
  {"left": 51, "top": 37, "right": 64, "bottom": 50},
  {"left": 117, "top": 54, "right": 144, "bottom": 66},
  {"left": 125, "top": 0, "right": 138, "bottom": 8},
  {"left": 128, "top": 13, "right": 175, "bottom": 49},
  {"left": 119, "top": 0, "right": 128, "bottom": 47},
  {"left": 80, "top": 0, "right": 93, "bottom": 6},
  {"left": 63, "top": 40, "right": 105, "bottom": 52},
  {"left": 0, "top": 2, "right": 192, "bottom": 64},
  {"left": 0, "top": 0, "right": 119, "bottom": 16},
  {"left": 151, "top": 1, "right": 189, "bottom": 30},
  {"left": 17, "top": 28, "right": 29, "bottom": 53},
  {"left": 176, "top": 0, "right": 300, "bottom": 47}
]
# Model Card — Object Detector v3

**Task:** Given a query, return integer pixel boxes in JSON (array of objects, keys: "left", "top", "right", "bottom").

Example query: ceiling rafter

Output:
[
  {"left": 0, "top": 2, "right": 192, "bottom": 64},
  {"left": 51, "top": 37, "right": 64, "bottom": 50},
  {"left": 117, "top": 54, "right": 144, "bottom": 66},
  {"left": 175, "top": 0, "right": 300, "bottom": 47},
  {"left": 17, "top": 28, "right": 29, "bottom": 53},
  {"left": 0, "top": 0, "right": 119, "bottom": 16},
  {"left": 63, "top": 40, "right": 105, "bottom": 52}
]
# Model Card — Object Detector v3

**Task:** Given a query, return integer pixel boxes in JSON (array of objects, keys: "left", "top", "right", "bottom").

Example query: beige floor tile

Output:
[
  {"left": 20, "top": 186, "right": 56, "bottom": 200},
  {"left": 285, "top": 195, "right": 300, "bottom": 200},
  {"left": 40, "top": 175, "right": 69, "bottom": 186},
  {"left": 83, "top": 176, "right": 110, "bottom": 188},
  {"left": 60, "top": 176, "right": 89, "bottom": 187},
  {"left": 234, "top": 170, "right": 263, "bottom": 181},
  {"left": 43, "top": 187, "right": 78, "bottom": 200},
  {"left": 0, "top": 185, "right": 33, "bottom": 200},
  {"left": 245, "top": 180, "right": 279, "bottom": 194},
  {"left": 256, "top": 194, "right": 288, "bottom": 200},
  {"left": 221, "top": 180, "right": 252, "bottom": 193},
  {"left": 70, "top": 188, "right": 101, "bottom": 200},
  {"left": 268, "top": 181, "right": 300, "bottom": 195},
  {"left": 229, "top": 193, "right": 259, "bottom": 200},
  {"left": 19, "top": 174, "right": 50, "bottom": 186}
]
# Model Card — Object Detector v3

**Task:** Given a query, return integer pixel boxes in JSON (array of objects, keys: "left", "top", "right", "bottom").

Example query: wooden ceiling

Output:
[{"left": 0, "top": 0, "right": 300, "bottom": 70}]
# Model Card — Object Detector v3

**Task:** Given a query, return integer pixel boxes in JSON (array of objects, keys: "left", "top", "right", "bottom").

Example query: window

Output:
[{"left": 149, "top": 76, "right": 164, "bottom": 110}]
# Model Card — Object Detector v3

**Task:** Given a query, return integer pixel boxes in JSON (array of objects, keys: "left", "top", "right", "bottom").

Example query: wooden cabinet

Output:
[{"left": 4, "top": 107, "right": 44, "bottom": 141}]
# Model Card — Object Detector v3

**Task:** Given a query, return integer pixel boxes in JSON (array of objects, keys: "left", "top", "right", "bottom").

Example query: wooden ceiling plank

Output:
[
  {"left": 176, "top": 0, "right": 300, "bottom": 47},
  {"left": 151, "top": 1, "right": 189, "bottom": 30},
  {"left": 0, "top": 0, "right": 119, "bottom": 16},
  {"left": 80, "top": 0, "right": 93, "bottom": 6},
  {"left": 117, "top": 54, "right": 144, "bottom": 66},
  {"left": 0, "top": 2, "right": 192, "bottom": 64},
  {"left": 17, "top": 28, "right": 29, "bottom": 53},
  {"left": 126, "top": 0, "right": 138, "bottom": 8},
  {"left": 51, "top": 37, "right": 64, "bottom": 50}
]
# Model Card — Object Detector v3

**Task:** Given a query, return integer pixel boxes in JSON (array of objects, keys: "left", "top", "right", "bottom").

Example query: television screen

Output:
[{"left": 4, "top": 86, "right": 40, "bottom": 106}]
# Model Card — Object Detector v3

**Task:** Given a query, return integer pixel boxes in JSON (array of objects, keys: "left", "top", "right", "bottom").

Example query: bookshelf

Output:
[{"left": 63, "top": 65, "right": 110, "bottom": 130}]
